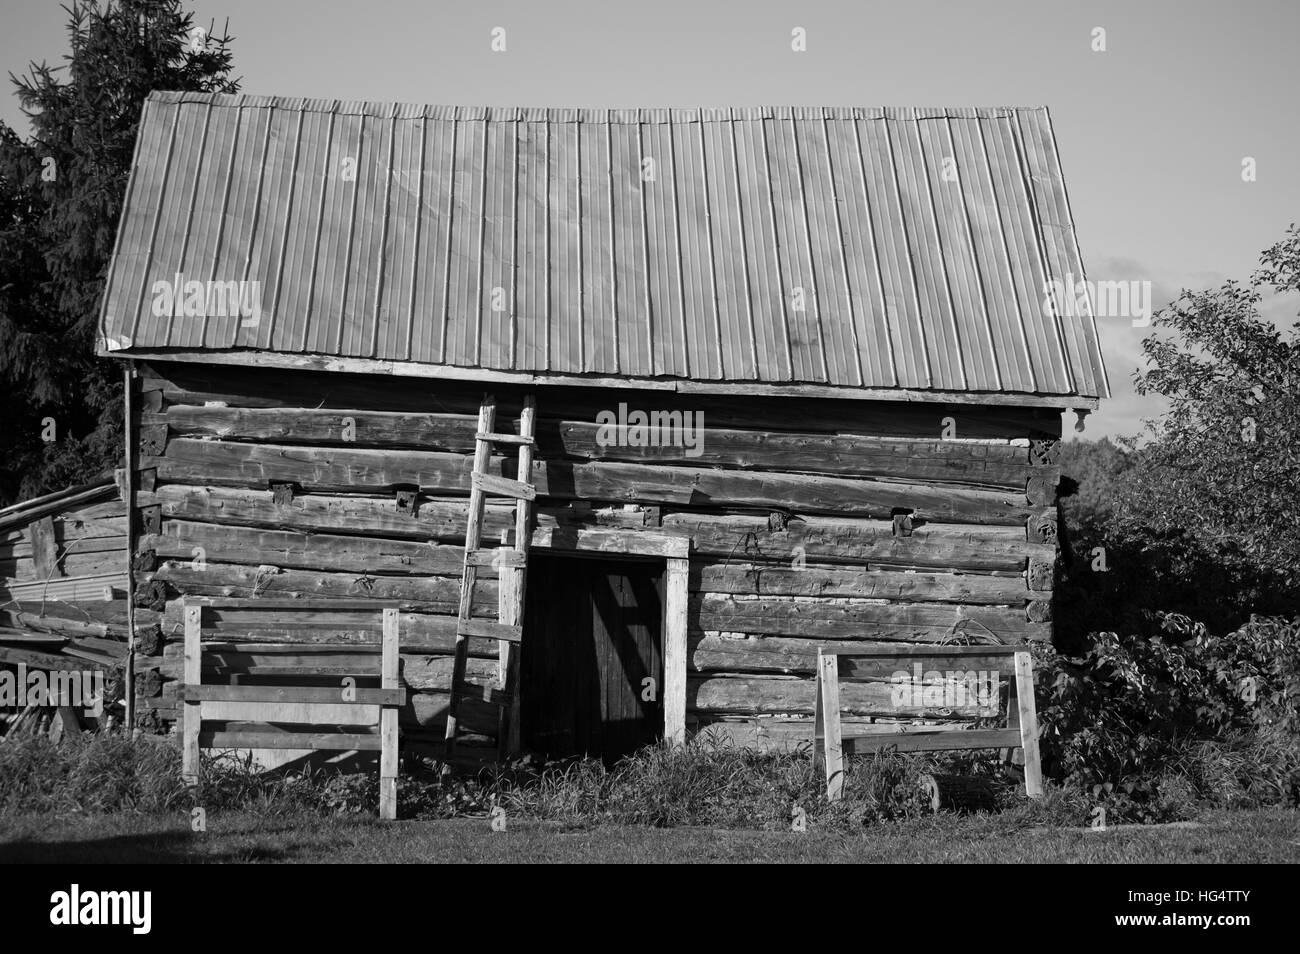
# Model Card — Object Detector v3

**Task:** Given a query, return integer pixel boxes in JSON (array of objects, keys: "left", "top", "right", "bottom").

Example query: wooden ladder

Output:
[{"left": 444, "top": 392, "right": 537, "bottom": 765}]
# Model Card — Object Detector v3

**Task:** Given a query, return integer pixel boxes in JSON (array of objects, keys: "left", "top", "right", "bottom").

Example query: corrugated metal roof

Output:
[{"left": 98, "top": 92, "right": 1109, "bottom": 401}]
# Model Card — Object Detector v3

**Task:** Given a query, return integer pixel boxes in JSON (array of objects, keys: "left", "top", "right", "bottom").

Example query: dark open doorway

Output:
[{"left": 521, "top": 554, "right": 664, "bottom": 762}]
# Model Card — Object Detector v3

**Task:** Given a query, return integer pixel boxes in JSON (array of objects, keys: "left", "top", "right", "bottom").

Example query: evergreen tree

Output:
[{"left": 0, "top": 0, "right": 238, "bottom": 505}]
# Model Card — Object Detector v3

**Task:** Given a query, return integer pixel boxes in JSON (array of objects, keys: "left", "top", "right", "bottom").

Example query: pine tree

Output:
[{"left": 0, "top": 0, "right": 238, "bottom": 505}]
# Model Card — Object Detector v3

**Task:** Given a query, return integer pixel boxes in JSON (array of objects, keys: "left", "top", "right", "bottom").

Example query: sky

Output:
[{"left": 3, "top": 0, "right": 1297, "bottom": 440}]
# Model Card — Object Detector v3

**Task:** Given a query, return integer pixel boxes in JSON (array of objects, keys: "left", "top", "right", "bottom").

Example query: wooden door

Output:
[{"left": 521, "top": 555, "right": 664, "bottom": 761}]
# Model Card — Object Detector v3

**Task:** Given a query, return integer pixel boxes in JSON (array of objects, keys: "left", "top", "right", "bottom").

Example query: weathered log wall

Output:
[
  {"left": 131, "top": 362, "right": 1062, "bottom": 749},
  {"left": 1, "top": 497, "right": 127, "bottom": 592},
  {"left": 0, "top": 487, "right": 155, "bottom": 732}
]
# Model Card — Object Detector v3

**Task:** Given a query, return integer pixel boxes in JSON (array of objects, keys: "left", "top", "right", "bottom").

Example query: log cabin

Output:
[{"left": 95, "top": 93, "right": 1108, "bottom": 762}]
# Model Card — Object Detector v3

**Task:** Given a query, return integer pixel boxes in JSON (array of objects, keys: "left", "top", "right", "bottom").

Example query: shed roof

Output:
[{"left": 97, "top": 92, "right": 1109, "bottom": 406}]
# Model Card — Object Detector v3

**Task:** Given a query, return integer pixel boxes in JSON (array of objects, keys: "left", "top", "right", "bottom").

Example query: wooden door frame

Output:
[{"left": 522, "top": 527, "right": 689, "bottom": 748}]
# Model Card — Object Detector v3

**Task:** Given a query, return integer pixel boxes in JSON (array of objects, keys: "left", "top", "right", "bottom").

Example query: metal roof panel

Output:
[{"left": 97, "top": 92, "right": 1108, "bottom": 401}]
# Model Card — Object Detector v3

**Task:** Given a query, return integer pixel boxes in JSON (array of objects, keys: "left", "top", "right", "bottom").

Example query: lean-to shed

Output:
[{"left": 97, "top": 93, "right": 1108, "bottom": 759}]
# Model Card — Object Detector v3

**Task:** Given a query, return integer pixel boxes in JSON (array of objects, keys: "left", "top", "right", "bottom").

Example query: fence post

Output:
[
  {"left": 181, "top": 602, "right": 202, "bottom": 786},
  {"left": 379, "top": 607, "right": 399, "bottom": 821},
  {"left": 1013, "top": 651, "right": 1043, "bottom": 798},
  {"left": 815, "top": 651, "right": 844, "bottom": 801}
]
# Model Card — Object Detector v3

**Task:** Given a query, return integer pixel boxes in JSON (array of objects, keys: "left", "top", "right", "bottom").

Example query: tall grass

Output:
[
  {"left": 3, "top": 729, "right": 1295, "bottom": 826},
  {"left": 477, "top": 743, "right": 948, "bottom": 829},
  {"left": 0, "top": 731, "right": 188, "bottom": 815}
]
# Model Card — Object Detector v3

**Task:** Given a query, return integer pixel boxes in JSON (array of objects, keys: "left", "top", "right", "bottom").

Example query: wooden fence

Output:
[
  {"left": 813, "top": 644, "right": 1042, "bottom": 801},
  {"left": 177, "top": 597, "right": 404, "bottom": 820}
]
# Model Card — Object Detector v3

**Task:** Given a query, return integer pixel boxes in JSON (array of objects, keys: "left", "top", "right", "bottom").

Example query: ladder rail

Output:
[
  {"left": 444, "top": 395, "right": 497, "bottom": 757},
  {"left": 499, "top": 396, "right": 536, "bottom": 756},
  {"left": 445, "top": 393, "right": 537, "bottom": 766}
]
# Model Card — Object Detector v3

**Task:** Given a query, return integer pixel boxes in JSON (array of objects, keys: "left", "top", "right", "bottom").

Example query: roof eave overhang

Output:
[{"left": 99, "top": 346, "right": 1102, "bottom": 409}]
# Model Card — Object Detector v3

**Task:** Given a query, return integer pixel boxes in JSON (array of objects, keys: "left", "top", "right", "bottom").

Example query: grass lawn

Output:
[{"left": 2, "top": 809, "right": 1298, "bottom": 863}]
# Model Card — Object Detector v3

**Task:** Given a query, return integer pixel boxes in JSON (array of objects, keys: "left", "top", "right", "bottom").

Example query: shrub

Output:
[
  {"left": 1163, "top": 727, "right": 1300, "bottom": 810},
  {"left": 1036, "top": 613, "right": 1300, "bottom": 801}
]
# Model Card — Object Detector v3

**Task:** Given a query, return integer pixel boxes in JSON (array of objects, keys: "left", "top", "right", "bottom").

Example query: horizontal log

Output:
[
  {"left": 159, "top": 690, "right": 499, "bottom": 734},
  {"left": 0, "top": 529, "right": 124, "bottom": 561},
  {"left": 693, "top": 595, "right": 1047, "bottom": 642},
  {"left": 160, "top": 645, "right": 499, "bottom": 681},
  {"left": 531, "top": 526, "right": 689, "bottom": 559},
  {"left": 666, "top": 513, "right": 1046, "bottom": 573},
  {"left": 1, "top": 550, "right": 124, "bottom": 582},
  {"left": 150, "top": 438, "right": 491, "bottom": 495},
  {"left": 144, "top": 521, "right": 472, "bottom": 577},
  {"left": 539, "top": 422, "right": 1032, "bottom": 487},
  {"left": 0, "top": 478, "right": 118, "bottom": 535},
  {"left": 152, "top": 439, "right": 1033, "bottom": 523},
  {"left": 166, "top": 406, "right": 481, "bottom": 451},
  {"left": 144, "top": 484, "right": 510, "bottom": 541},
  {"left": 159, "top": 603, "right": 494, "bottom": 648},
  {"left": 140, "top": 485, "right": 643, "bottom": 543},
  {"left": 153, "top": 561, "right": 494, "bottom": 613},
  {"left": 534, "top": 458, "right": 1032, "bottom": 523},
  {"left": 833, "top": 653, "right": 1017, "bottom": 681},
  {"left": 0, "top": 600, "right": 156, "bottom": 629},
  {"left": 691, "top": 634, "right": 842, "bottom": 674},
  {"left": 0, "top": 644, "right": 111, "bottom": 671},
  {"left": 69, "top": 635, "right": 129, "bottom": 658},
  {"left": 165, "top": 405, "right": 1034, "bottom": 488},
  {"left": 144, "top": 362, "right": 1060, "bottom": 438},
  {"left": 179, "top": 597, "right": 407, "bottom": 611},
  {"left": 693, "top": 563, "right": 1028, "bottom": 604},
  {"left": 0, "top": 608, "right": 134, "bottom": 642},
  {"left": 688, "top": 674, "right": 995, "bottom": 717},
  {"left": 0, "top": 628, "right": 67, "bottom": 646},
  {"left": 71, "top": 500, "right": 128, "bottom": 521}
]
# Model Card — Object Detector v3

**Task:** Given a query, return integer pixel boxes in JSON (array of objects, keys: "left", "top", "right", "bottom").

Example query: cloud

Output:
[{"left": 1080, "top": 259, "right": 1298, "bottom": 441}]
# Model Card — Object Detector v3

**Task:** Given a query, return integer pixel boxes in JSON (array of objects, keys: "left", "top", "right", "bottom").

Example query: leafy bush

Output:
[
  {"left": 1056, "top": 228, "right": 1300, "bottom": 639},
  {"left": 1036, "top": 613, "right": 1300, "bottom": 800}
]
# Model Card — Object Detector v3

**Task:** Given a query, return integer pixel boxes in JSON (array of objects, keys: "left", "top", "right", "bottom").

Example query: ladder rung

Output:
[
  {"left": 457, "top": 618, "right": 522, "bottom": 643},
  {"left": 471, "top": 472, "right": 536, "bottom": 501},
  {"left": 476, "top": 431, "right": 534, "bottom": 446},
  {"left": 465, "top": 547, "right": 527, "bottom": 568}
]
